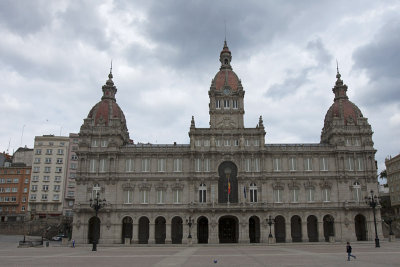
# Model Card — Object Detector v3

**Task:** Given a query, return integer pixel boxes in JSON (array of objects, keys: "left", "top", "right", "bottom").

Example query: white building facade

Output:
[{"left": 72, "top": 42, "right": 381, "bottom": 245}]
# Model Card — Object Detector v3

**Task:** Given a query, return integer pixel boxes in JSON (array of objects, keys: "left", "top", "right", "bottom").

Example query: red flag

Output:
[{"left": 228, "top": 181, "right": 231, "bottom": 195}]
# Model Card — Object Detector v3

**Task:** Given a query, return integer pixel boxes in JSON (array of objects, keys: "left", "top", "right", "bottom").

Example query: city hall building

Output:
[{"left": 72, "top": 41, "right": 382, "bottom": 245}]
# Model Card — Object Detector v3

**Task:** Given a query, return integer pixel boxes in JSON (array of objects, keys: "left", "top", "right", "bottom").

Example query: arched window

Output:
[
  {"left": 249, "top": 183, "right": 257, "bottom": 203},
  {"left": 199, "top": 183, "right": 207, "bottom": 203},
  {"left": 353, "top": 181, "right": 361, "bottom": 202}
]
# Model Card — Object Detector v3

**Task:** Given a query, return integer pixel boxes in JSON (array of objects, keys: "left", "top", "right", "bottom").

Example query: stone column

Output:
[
  {"left": 148, "top": 223, "right": 155, "bottom": 244},
  {"left": 302, "top": 220, "right": 308, "bottom": 242},
  {"left": 286, "top": 221, "right": 292, "bottom": 243},
  {"left": 209, "top": 221, "right": 218, "bottom": 244},
  {"left": 132, "top": 223, "right": 138, "bottom": 244},
  {"left": 239, "top": 222, "right": 249, "bottom": 243},
  {"left": 260, "top": 220, "right": 267, "bottom": 243},
  {"left": 318, "top": 221, "right": 325, "bottom": 242},
  {"left": 192, "top": 222, "right": 198, "bottom": 244},
  {"left": 165, "top": 222, "right": 172, "bottom": 244}
]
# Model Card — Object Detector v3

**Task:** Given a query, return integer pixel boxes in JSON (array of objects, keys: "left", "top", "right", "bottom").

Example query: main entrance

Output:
[
  {"left": 219, "top": 216, "right": 238, "bottom": 243},
  {"left": 88, "top": 217, "right": 100, "bottom": 244}
]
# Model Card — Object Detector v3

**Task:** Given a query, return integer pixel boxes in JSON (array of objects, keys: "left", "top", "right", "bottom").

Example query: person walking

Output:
[{"left": 346, "top": 242, "right": 356, "bottom": 261}]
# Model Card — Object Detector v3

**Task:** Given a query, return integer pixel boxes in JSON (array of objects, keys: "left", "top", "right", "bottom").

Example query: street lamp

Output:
[
  {"left": 365, "top": 190, "right": 380, "bottom": 248},
  {"left": 267, "top": 215, "right": 274, "bottom": 238},
  {"left": 186, "top": 216, "right": 194, "bottom": 239},
  {"left": 89, "top": 192, "right": 106, "bottom": 251}
]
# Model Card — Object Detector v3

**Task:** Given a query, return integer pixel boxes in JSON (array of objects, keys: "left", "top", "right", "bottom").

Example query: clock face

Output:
[{"left": 223, "top": 88, "right": 230, "bottom": 95}]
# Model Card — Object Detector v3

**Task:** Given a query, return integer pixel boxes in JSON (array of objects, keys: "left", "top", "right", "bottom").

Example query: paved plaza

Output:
[{"left": 0, "top": 235, "right": 399, "bottom": 267}]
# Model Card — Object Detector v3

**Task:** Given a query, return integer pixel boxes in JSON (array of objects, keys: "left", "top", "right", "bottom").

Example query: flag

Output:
[
  {"left": 244, "top": 185, "right": 247, "bottom": 199},
  {"left": 228, "top": 181, "right": 231, "bottom": 195}
]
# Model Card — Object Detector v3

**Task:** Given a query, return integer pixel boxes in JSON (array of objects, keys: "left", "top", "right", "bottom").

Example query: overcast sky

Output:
[{"left": 1, "top": 0, "right": 399, "bottom": 175}]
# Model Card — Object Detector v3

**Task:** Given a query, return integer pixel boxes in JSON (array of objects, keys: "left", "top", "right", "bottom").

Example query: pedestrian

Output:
[
  {"left": 72, "top": 239, "right": 75, "bottom": 248},
  {"left": 346, "top": 242, "right": 356, "bottom": 261}
]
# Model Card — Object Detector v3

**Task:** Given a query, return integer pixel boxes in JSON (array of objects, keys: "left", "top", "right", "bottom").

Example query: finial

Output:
[
  {"left": 224, "top": 19, "right": 226, "bottom": 42},
  {"left": 108, "top": 60, "right": 113, "bottom": 79},
  {"left": 191, "top": 116, "right": 195, "bottom": 128},
  {"left": 335, "top": 59, "right": 341, "bottom": 80}
]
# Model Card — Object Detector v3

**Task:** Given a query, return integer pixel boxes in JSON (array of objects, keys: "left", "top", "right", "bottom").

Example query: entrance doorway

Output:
[
  {"left": 355, "top": 214, "right": 367, "bottom": 241},
  {"left": 155, "top": 217, "right": 166, "bottom": 244},
  {"left": 323, "top": 215, "right": 335, "bottom": 241},
  {"left": 275, "top": 216, "right": 286, "bottom": 243},
  {"left": 138, "top": 217, "right": 149, "bottom": 244},
  {"left": 291, "top": 215, "right": 302, "bottom": 242},
  {"left": 307, "top": 215, "right": 318, "bottom": 242},
  {"left": 219, "top": 216, "right": 238, "bottom": 243},
  {"left": 171, "top": 217, "right": 183, "bottom": 244},
  {"left": 249, "top": 216, "right": 260, "bottom": 243},
  {"left": 88, "top": 216, "right": 100, "bottom": 244},
  {"left": 121, "top": 216, "right": 133, "bottom": 243},
  {"left": 197, "top": 216, "right": 209, "bottom": 244},
  {"left": 218, "top": 162, "right": 238, "bottom": 203}
]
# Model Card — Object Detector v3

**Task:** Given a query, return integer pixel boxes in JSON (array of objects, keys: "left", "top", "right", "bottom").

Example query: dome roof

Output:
[
  {"left": 87, "top": 99, "right": 127, "bottom": 126},
  {"left": 214, "top": 69, "right": 240, "bottom": 91},
  {"left": 323, "top": 71, "right": 363, "bottom": 128}
]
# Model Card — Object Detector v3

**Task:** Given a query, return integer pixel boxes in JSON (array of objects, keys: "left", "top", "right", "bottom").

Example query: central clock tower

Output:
[{"left": 208, "top": 41, "right": 245, "bottom": 129}]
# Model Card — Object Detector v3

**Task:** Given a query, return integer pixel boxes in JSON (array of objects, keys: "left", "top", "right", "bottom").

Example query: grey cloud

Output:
[
  {"left": 353, "top": 19, "right": 400, "bottom": 106},
  {"left": 306, "top": 38, "right": 332, "bottom": 68}
]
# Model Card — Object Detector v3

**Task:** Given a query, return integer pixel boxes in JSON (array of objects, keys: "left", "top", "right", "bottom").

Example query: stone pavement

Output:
[{"left": 0, "top": 235, "right": 399, "bottom": 267}]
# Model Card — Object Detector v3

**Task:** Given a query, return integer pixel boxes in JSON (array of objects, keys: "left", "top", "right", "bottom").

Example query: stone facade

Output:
[
  {"left": 72, "top": 41, "right": 382, "bottom": 245},
  {"left": 386, "top": 154, "right": 400, "bottom": 214}
]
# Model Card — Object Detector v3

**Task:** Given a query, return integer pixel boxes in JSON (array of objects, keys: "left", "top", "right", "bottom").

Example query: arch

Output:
[
  {"left": 355, "top": 214, "right": 367, "bottom": 241},
  {"left": 275, "top": 215, "right": 286, "bottom": 243},
  {"left": 121, "top": 216, "right": 133, "bottom": 243},
  {"left": 155, "top": 216, "right": 166, "bottom": 244},
  {"left": 218, "top": 161, "right": 238, "bottom": 203},
  {"left": 323, "top": 215, "right": 335, "bottom": 241},
  {"left": 171, "top": 216, "right": 183, "bottom": 244},
  {"left": 219, "top": 215, "right": 239, "bottom": 243},
  {"left": 307, "top": 215, "right": 318, "bottom": 242},
  {"left": 291, "top": 215, "right": 302, "bottom": 242},
  {"left": 88, "top": 216, "right": 100, "bottom": 244},
  {"left": 249, "top": 216, "right": 260, "bottom": 243},
  {"left": 197, "top": 216, "right": 209, "bottom": 244},
  {"left": 138, "top": 216, "right": 149, "bottom": 244}
]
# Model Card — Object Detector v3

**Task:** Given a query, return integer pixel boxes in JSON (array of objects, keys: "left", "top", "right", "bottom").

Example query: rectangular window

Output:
[
  {"left": 357, "top": 157, "right": 364, "bottom": 171},
  {"left": 173, "top": 190, "right": 182, "bottom": 204},
  {"left": 216, "top": 100, "right": 221, "bottom": 109},
  {"left": 33, "top": 167, "right": 40, "bottom": 173},
  {"left": 99, "top": 159, "right": 106, "bottom": 172},
  {"left": 234, "top": 140, "right": 239, "bottom": 146},
  {"left": 195, "top": 140, "right": 202, "bottom": 147},
  {"left": 232, "top": 100, "right": 238, "bottom": 109},
  {"left": 157, "top": 190, "right": 165, "bottom": 204},
  {"left": 291, "top": 189, "right": 299, "bottom": 203},
  {"left": 45, "top": 157, "right": 51, "bottom": 164},
  {"left": 124, "top": 190, "right": 133, "bottom": 204},
  {"left": 41, "top": 194, "right": 48, "bottom": 200},
  {"left": 13, "top": 178, "right": 19, "bottom": 183},
  {"left": 195, "top": 158, "right": 202, "bottom": 172},
  {"left": 250, "top": 188, "right": 257, "bottom": 203},
  {"left": 71, "top": 155, "right": 78, "bottom": 160},
  {"left": 57, "top": 149, "right": 63, "bottom": 155},
  {"left": 43, "top": 185, "right": 49, "bottom": 191},
  {"left": 354, "top": 138, "right": 361, "bottom": 146},
  {"left": 307, "top": 188, "right": 315, "bottom": 202},
  {"left": 204, "top": 158, "right": 210, "bottom": 172},
  {"left": 224, "top": 139, "right": 230, "bottom": 146},
  {"left": 43, "top": 176, "right": 50, "bottom": 181},
  {"left": 273, "top": 158, "right": 281, "bottom": 171},
  {"left": 245, "top": 158, "right": 251, "bottom": 172},
  {"left": 245, "top": 139, "right": 251, "bottom": 146},
  {"left": 304, "top": 158, "right": 312, "bottom": 171},
  {"left": 34, "top": 158, "right": 41, "bottom": 164},
  {"left": 345, "top": 138, "right": 351, "bottom": 146},
  {"left": 320, "top": 157, "right": 329, "bottom": 171},
  {"left": 92, "top": 140, "right": 98, "bottom": 147},
  {"left": 203, "top": 140, "right": 210, "bottom": 147},
  {"left": 55, "top": 176, "right": 61, "bottom": 182},
  {"left": 53, "top": 194, "right": 59, "bottom": 201},
  {"left": 323, "top": 188, "right": 331, "bottom": 202},
  {"left": 141, "top": 159, "right": 150, "bottom": 172},
  {"left": 274, "top": 189, "right": 282, "bottom": 203},
  {"left": 141, "top": 190, "right": 149, "bottom": 204},
  {"left": 216, "top": 139, "right": 222, "bottom": 146},
  {"left": 24, "top": 187, "right": 28, "bottom": 193},
  {"left": 224, "top": 99, "right": 230, "bottom": 108},
  {"left": 70, "top": 163, "right": 77, "bottom": 169},
  {"left": 44, "top": 166, "right": 51, "bottom": 173},
  {"left": 30, "top": 194, "right": 36, "bottom": 200},
  {"left": 158, "top": 159, "right": 166, "bottom": 172},
  {"left": 35, "top": 149, "right": 42, "bottom": 155},
  {"left": 24, "top": 178, "right": 29, "bottom": 184},
  {"left": 346, "top": 157, "right": 354, "bottom": 171},
  {"left": 56, "top": 158, "right": 63, "bottom": 164},
  {"left": 254, "top": 139, "right": 260, "bottom": 146},
  {"left": 173, "top": 159, "right": 182, "bottom": 172},
  {"left": 254, "top": 158, "right": 260, "bottom": 172},
  {"left": 55, "top": 167, "right": 62, "bottom": 173},
  {"left": 199, "top": 189, "right": 207, "bottom": 203},
  {"left": 54, "top": 185, "right": 60, "bottom": 191},
  {"left": 101, "top": 140, "right": 108, "bottom": 147},
  {"left": 32, "top": 176, "right": 39, "bottom": 182},
  {"left": 125, "top": 159, "right": 134, "bottom": 172},
  {"left": 46, "top": 149, "right": 52, "bottom": 155},
  {"left": 12, "top": 187, "right": 17, "bottom": 192},
  {"left": 289, "top": 157, "right": 297, "bottom": 171},
  {"left": 90, "top": 159, "right": 96, "bottom": 172}
]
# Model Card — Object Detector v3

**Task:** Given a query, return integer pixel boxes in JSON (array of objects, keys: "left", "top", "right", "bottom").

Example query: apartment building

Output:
[{"left": 63, "top": 133, "right": 79, "bottom": 217}]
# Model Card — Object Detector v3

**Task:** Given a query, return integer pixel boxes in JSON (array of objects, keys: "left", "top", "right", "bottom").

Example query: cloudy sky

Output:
[{"left": 1, "top": 0, "right": 399, "bottom": 175}]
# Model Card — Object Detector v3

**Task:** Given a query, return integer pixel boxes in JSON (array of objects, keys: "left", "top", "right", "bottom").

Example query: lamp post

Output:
[
  {"left": 267, "top": 215, "right": 274, "bottom": 238},
  {"left": 383, "top": 217, "right": 394, "bottom": 236},
  {"left": 365, "top": 190, "right": 380, "bottom": 248},
  {"left": 89, "top": 192, "right": 106, "bottom": 251},
  {"left": 186, "top": 216, "right": 194, "bottom": 239}
]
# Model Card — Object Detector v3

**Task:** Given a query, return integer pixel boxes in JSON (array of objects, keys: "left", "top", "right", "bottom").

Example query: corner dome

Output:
[{"left": 87, "top": 99, "right": 127, "bottom": 126}]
